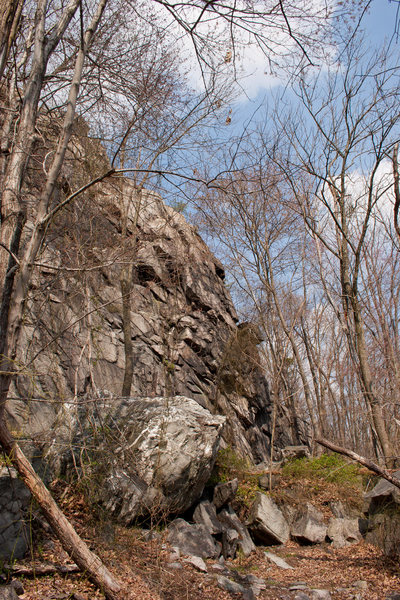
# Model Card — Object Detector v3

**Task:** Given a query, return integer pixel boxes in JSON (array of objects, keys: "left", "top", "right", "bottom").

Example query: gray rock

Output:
[
  {"left": 99, "top": 396, "right": 225, "bottom": 523},
  {"left": 327, "top": 518, "right": 361, "bottom": 548},
  {"left": 9, "top": 581, "right": 24, "bottom": 596},
  {"left": 363, "top": 470, "right": 400, "bottom": 514},
  {"left": 218, "top": 506, "right": 256, "bottom": 556},
  {"left": 0, "top": 468, "right": 30, "bottom": 561},
  {"left": 0, "top": 586, "right": 19, "bottom": 600},
  {"left": 329, "top": 500, "right": 346, "bottom": 519},
  {"left": 353, "top": 580, "right": 368, "bottom": 590},
  {"left": 210, "top": 563, "right": 229, "bottom": 573},
  {"left": 294, "top": 594, "right": 311, "bottom": 600},
  {"left": 222, "top": 528, "right": 239, "bottom": 559},
  {"left": 213, "top": 479, "right": 238, "bottom": 509},
  {"left": 167, "top": 519, "right": 218, "bottom": 558},
  {"left": 290, "top": 583, "right": 308, "bottom": 590},
  {"left": 167, "top": 562, "right": 182, "bottom": 570},
  {"left": 217, "top": 576, "right": 255, "bottom": 600},
  {"left": 258, "top": 473, "right": 280, "bottom": 491},
  {"left": 248, "top": 492, "right": 290, "bottom": 545},
  {"left": 193, "top": 500, "right": 222, "bottom": 535},
  {"left": 291, "top": 503, "right": 327, "bottom": 545},
  {"left": 264, "top": 551, "right": 294, "bottom": 569},
  {"left": 245, "top": 574, "right": 266, "bottom": 596},
  {"left": 386, "top": 593, "right": 400, "bottom": 600},
  {"left": 183, "top": 555, "right": 208, "bottom": 572},
  {"left": 281, "top": 446, "right": 310, "bottom": 462},
  {"left": 310, "top": 591, "right": 331, "bottom": 599},
  {"left": 365, "top": 512, "right": 400, "bottom": 556}
]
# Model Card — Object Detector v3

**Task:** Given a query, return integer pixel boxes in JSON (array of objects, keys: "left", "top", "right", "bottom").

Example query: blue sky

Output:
[{"left": 365, "top": 0, "right": 399, "bottom": 41}]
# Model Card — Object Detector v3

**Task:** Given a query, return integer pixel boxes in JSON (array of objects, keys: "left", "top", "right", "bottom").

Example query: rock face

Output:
[
  {"left": 66, "top": 395, "right": 225, "bottom": 523},
  {"left": 7, "top": 182, "right": 305, "bottom": 465}
]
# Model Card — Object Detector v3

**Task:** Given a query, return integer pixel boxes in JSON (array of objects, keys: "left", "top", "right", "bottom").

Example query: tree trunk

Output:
[
  {"left": 334, "top": 184, "right": 394, "bottom": 466},
  {"left": 0, "top": 3, "right": 125, "bottom": 597},
  {"left": 0, "top": 0, "right": 24, "bottom": 80},
  {"left": 0, "top": 422, "right": 123, "bottom": 599}
]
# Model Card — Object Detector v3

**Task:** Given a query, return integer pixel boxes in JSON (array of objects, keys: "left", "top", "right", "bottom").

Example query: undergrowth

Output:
[
  {"left": 282, "top": 454, "right": 363, "bottom": 487},
  {"left": 208, "top": 446, "right": 261, "bottom": 517}
]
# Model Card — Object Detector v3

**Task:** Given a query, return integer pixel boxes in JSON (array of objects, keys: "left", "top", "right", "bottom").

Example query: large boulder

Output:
[
  {"left": 364, "top": 472, "right": 400, "bottom": 556},
  {"left": 363, "top": 471, "right": 400, "bottom": 514},
  {"left": 247, "top": 492, "right": 290, "bottom": 545},
  {"left": 167, "top": 518, "right": 218, "bottom": 558},
  {"left": 326, "top": 517, "right": 361, "bottom": 548},
  {"left": 67, "top": 396, "right": 226, "bottom": 523},
  {"left": 291, "top": 503, "right": 327, "bottom": 545}
]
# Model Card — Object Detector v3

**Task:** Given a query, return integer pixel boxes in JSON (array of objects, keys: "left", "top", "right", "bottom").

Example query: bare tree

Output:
[
  {"left": 269, "top": 39, "right": 400, "bottom": 465},
  {"left": 0, "top": 0, "right": 369, "bottom": 595}
]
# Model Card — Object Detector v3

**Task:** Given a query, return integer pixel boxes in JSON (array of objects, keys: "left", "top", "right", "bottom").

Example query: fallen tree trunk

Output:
[
  {"left": 315, "top": 437, "right": 400, "bottom": 490},
  {"left": 5, "top": 563, "right": 80, "bottom": 577},
  {"left": 0, "top": 422, "right": 123, "bottom": 600}
]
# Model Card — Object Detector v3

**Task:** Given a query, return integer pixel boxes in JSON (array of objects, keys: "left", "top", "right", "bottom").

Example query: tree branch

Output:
[{"left": 315, "top": 437, "right": 400, "bottom": 489}]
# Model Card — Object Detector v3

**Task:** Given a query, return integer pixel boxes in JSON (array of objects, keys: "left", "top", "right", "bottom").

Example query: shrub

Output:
[
  {"left": 282, "top": 453, "right": 362, "bottom": 487},
  {"left": 210, "top": 446, "right": 251, "bottom": 484}
]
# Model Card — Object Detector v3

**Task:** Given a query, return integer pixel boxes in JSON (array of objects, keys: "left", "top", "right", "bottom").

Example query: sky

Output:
[
  {"left": 220, "top": 1, "right": 400, "bottom": 137},
  {"left": 364, "top": 0, "right": 399, "bottom": 40}
]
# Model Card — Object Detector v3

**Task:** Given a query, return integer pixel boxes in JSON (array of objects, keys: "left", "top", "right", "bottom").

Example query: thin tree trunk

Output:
[
  {"left": 0, "top": 0, "right": 24, "bottom": 81},
  {"left": 0, "top": 2, "right": 125, "bottom": 597},
  {"left": 332, "top": 183, "right": 394, "bottom": 466},
  {"left": 0, "top": 423, "right": 122, "bottom": 600}
]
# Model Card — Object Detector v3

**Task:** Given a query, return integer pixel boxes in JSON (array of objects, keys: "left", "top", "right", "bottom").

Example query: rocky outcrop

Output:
[{"left": 7, "top": 181, "right": 305, "bottom": 464}]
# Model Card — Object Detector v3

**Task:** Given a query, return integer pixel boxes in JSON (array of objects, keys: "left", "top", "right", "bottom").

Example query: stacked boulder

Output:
[
  {"left": 167, "top": 478, "right": 363, "bottom": 565},
  {"left": 167, "top": 479, "right": 255, "bottom": 561}
]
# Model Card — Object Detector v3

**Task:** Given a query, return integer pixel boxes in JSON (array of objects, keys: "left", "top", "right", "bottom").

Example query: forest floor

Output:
[
  {"left": 11, "top": 524, "right": 400, "bottom": 600},
  {"left": 5, "top": 469, "right": 400, "bottom": 600}
]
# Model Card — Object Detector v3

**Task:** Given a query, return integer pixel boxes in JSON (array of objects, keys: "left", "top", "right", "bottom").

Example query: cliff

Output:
[{"left": 7, "top": 171, "right": 305, "bottom": 464}]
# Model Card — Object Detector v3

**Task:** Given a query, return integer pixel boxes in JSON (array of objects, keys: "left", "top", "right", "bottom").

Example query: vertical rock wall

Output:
[{"left": 7, "top": 181, "right": 305, "bottom": 464}]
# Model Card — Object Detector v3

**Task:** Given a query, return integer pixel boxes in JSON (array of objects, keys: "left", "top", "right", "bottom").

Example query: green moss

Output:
[{"left": 282, "top": 454, "right": 362, "bottom": 487}]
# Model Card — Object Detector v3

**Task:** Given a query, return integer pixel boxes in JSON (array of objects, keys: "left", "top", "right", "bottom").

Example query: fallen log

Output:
[
  {"left": 315, "top": 437, "right": 400, "bottom": 489},
  {"left": 4, "top": 562, "right": 80, "bottom": 577}
]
